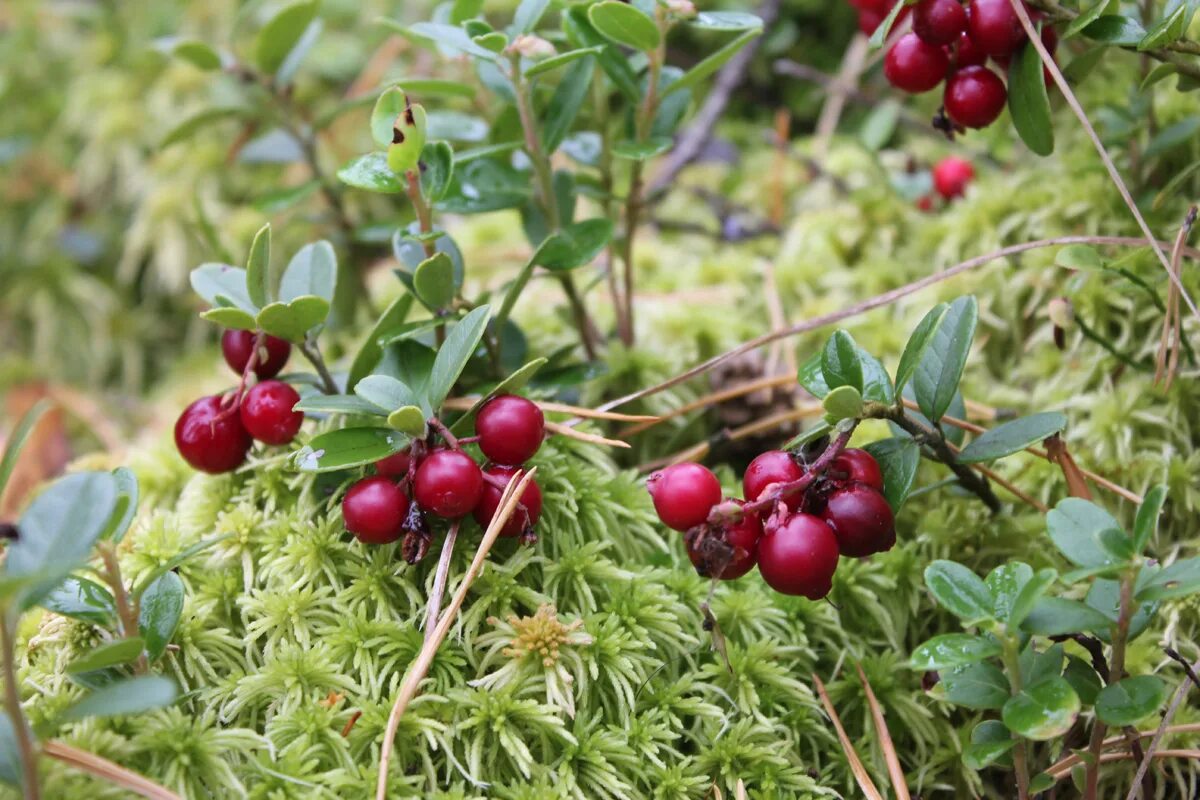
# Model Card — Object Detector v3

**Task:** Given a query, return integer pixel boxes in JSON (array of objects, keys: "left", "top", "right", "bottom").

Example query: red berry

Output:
[
  {"left": 239, "top": 380, "right": 303, "bottom": 445},
  {"left": 932, "top": 156, "right": 976, "bottom": 200},
  {"left": 646, "top": 462, "right": 723, "bottom": 532},
  {"left": 757, "top": 513, "right": 840, "bottom": 599},
  {"left": 849, "top": 0, "right": 889, "bottom": 13},
  {"left": 821, "top": 483, "right": 896, "bottom": 557},
  {"left": 913, "top": 0, "right": 968, "bottom": 45},
  {"left": 966, "top": 0, "right": 1028, "bottom": 57},
  {"left": 944, "top": 65, "right": 1007, "bottom": 128},
  {"left": 885, "top": 33, "right": 951, "bottom": 94},
  {"left": 829, "top": 448, "right": 885, "bottom": 491},
  {"left": 413, "top": 449, "right": 484, "bottom": 518},
  {"left": 475, "top": 395, "right": 545, "bottom": 466},
  {"left": 916, "top": 194, "right": 936, "bottom": 212},
  {"left": 375, "top": 448, "right": 413, "bottom": 477},
  {"left": 948, "top": 31, "right": 987, "bottom": 68},
  {"left": 743, "top": 450, "right": 806, "bottom": 508},
  {"left": 343, "top": 476, "right": 409, "bottom": 544},
  {"left": 857, "top": 7, "right": 886, "bottom": 34},
  {"left": 221, "top": 330, "right": 291, "bottom": 379},
  {"left": 174, "top": 396, "right": 252, "bottom": 474},
  {"left": 473, "top": 464, "right": 543, "bottom": 537},
  {"left": 687, "top": 505, "right": 762, "bottom": 580}
]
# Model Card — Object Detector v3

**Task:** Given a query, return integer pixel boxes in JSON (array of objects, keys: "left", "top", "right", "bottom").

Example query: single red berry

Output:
[
  {"left": 932, "top": 156, "right": 976, "bottom": 200},
  {"left": 849, "top": 0, "right": 889, "bottom": 13},
  {"left": 829, "top": 448, "right": 885, "bottom": 491},
  {"left": 948, "top": 31, "right": 987, "bottom": 68},
  {"left": 221, "top": 330, "right": 291, "bottom": 379},
  {"left": 913, "top": 0, "right": 968, "bottom": 46},
  {"left": 885, "top": 33, "right": 951, "bottom": 94},
  {"left": 756, "top": 513, "right": 840, "bottom": 599},
  {"left": 413, "top": 449, "right": 484, "bottom": 518},
  {"left": 856, "top": 2, "right": 910, "bottom": 35},
  {"left": 343, "top": 476, "right": 409, "bottom": 544},
  {"left": 473, "top": 464, "right": 543, "bottom": 537},
  {"left": 916, "top": 194, "right": 936, "bottom": 212},
  {"left": 174, "top": 395, "right": 252, "bottom": 474},
  {"left": 966, "top": 0, "right": 1028, "bottom": 57},
  {"left": 944, "top": 65, "right": 1007, "bottom": 128},
  {"left": 646, "top": 462, "right": 723, "bottom": 532},
  {"left": 239, "top": 380, "right": 303, "bottom": 445},
  {"left": 821, "top": 483, "right": 896, "bottom": 557},
  {"left": 743, "top": 450, "right": 806, "bottom": 508},
  {"left": 375, "top": 448, "right": 413, "bottom": 477},
  {"left": 475, "top": 395, "right": 545, "bottom": 466},
  {"left": 687, "top": 505, "right": 762, "bottom": 580}
]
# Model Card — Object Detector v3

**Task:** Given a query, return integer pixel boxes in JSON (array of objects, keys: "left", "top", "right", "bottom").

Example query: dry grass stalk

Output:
[
  {"left": 855, "top": 663, "right": 911, "bottom": 800},
  {"left": 812, "top": 673, "right": 886, "bottom": 800},
  {"left": 42, "top": 741, "right": 180, "bottom": 800}
]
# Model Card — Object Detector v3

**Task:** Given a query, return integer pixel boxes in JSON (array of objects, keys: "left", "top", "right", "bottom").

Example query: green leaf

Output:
[
  {"left": 1082, "top": 15, "right": 1147, "bottom": 45},
  {"left": 663, "top": 28, "right": 760, "bottom": 98},
  {"left": 0, "top": 401, "right": 51, "bottom": 503},
  {"left": 562, "top": 8, "right": 639, "bottom": 102},
  {"left": 472, "top": 32, "right": 509, "bottom": 53},
  {"left": 171, "top": 39, "right": 223, "bottom": 70},
  {"left": 913, "top": 296, "right": 977, "bottom": 423},
  {"left": 190, "top": 263, "right": 256, "bottom": 312},
  {"left": 986, "top": 562, "right": 1034, "bottom": 622},
  {"left": 1098, "top": 527, "right": 1135, "bottom": 562},
  {"left": 587, "top": 2, "right": 660, "bottom": 50},
  {"left": 355, "top": 375, "right": 422, "bottom": 414},
  {"left": 612, "top": 137, "right": 673, "bottom": 160},
  {"left": 782, "top": 420, "right": 833, "bottom": 451},
  {"left": 200, "top": 307, "right": 257, "bottom": 330},
  {"left": 98, "top": 467, "right": 138, "bottom": 546},
  {"left": 387, "top": 406, "right": 427, "bottom": 436},
  {"left": 245, "top": 223, "right": 272, "bottom": 308},
  {"left": 370, "top": 87, "right": 408, "bottom": 149},
  {"left": 1066, "top": 0, "right": 1114, "bottom": 37},
  {"left": 1003, "top": 678, "right": 1080, "bottom": 740},
  {"left": 66, "top": 637, "right": 145, "bottom": 674},
  {"left": 294, "top": 427, "right": 410, "bottom": 473},
  {"left": 1055, "top": 244, "right": 1104, "bottom": 270},
  {"left": 59, "top": 676, "right": 178, "bottom": 722},
  {"left": 1138, "top": 2, "right": 1188, "bottom": 49},
  {"left": 1136, "top": 557, "right": 1200, "bottom": 602},
  {"left": 1087, "top": 579, "right": 1157, "bottom": 641},
  {"left": 958, "top": 412, "right": 1068, "bottom": 463},
  {"left": 542, "top": 56, "right": 596, "bottom": 152},
  {"left": 337, "top": 152, "right": 406, "bottom": 193},
  {"left": 925, "top": 560, "right": 993, "bottom": 623},
  {"left": 894, "top": 304, "right": 948, "bottom": 394},
  {"left": 1007, "top": 41, "right": 1055, "bottom": 156},
  {"left": 1046, "top": 498, "right": 1123, "bottom": 568},
  {"left": 863, "top": 436, "right": 920, "bottom": 511},
  {"left": 256, "top": 296, "right": 330, "bottom": 342},
  {"left": 964, "top": 721, "right": 1015, "bottom": 770},
  {"left": 910, "top": 634, "right": 1001, "bottom": 670},
  {"left": 7, "top": 472, "right": 119, "bottom": 609},
  {"left": 525, "top": 47, "right": 602, "bottom": 78},
  {"left": 160, "top": 106, "right": 247, "bottom": 148},
  {"left": 534, "top": 219, "right": 614, "bottom": 271},
  {"left": 421, "top": 141, "right": 455, "bottom": 201},
  {"left": 1007, "top": 568, "right": 1058, "bottom": 629},
  {"left": 413, "top": 253, "right": 457, "bottom": 309},
  {"left": 1141, "top": 62, "right": 1179, "bottom": 91},
  {"left": 280, "top": 241, "right": 336, "bottom": 305},
  {"left": 1021, "top": 597, "right": 1113, "bottom": 636},
  {"left": 939, "top": 662, "right": 1010, "bottom": 709},
  {"left": 926, "top": 561, "right": 993, "bottom": 623},
  {"left": 1095, "top": 676, "right": 1166, "bottom": 725},
  {"left": 512, "top": 0, "right": 551, "bottom": 33},
  {"left": 138, "top": 572, "right": 183, "bottom": 663},
  {"left": 292, "top": 394, "right": 385, "bottom": 416},
  {"left": 821, "top": 331, "right": 864, "bottom": 391},
  {"left": 0, "top": 713, "right": 23, "bottom": 787},
  {"left": 427, "top": 305, "right": 492, "bottom": 410},
  {"left": 402, "top": 21, "right": 503, "bottom": 59},
  {"left": 39, "top": 577, "right": 116, "bottom": 626},
  {"left": 387, "top": 103, "right": 427, "bottom": 173},
  {"left": 1144, "top": 115, "right": 1200, "bottom": 159},
  {"left": 347, "top": 294, "right": 413, "bottom": 392},
  {"left": 255, "top": 0, "right": 319, "bottom": 74},
  {"left": 689, "top": 11, "right": 763, "bottom": 30},
  {"left": 822, "top": 385, "right": 863, "bottom": 420},
  {"left": 869, "top": 0, "right": 908, "bottom": 47},
  {"left": 376, "top": 319, "right": 452, "bottom": 348},
  {"left": 1063, "top": 655, "right": 1104, "bottom": 705}
]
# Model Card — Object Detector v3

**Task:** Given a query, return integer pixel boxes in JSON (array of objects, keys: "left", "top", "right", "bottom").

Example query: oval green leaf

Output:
[
  {"left": 294, "top": 427, "right": 411, "bottom": 473},
  {"left": 1007, "top": 41, "right": 1054, "bottom": 156},
  {"left": 958, "top": 412, "right": 1068, "bottom": 463},
  {"left": 1002, "top": 677, "right": 1080, "bottom": 740},
  {"left": 1095, "top": 676, "right": 1166, "bottom": 726},
  {"left": 911, "top": 634, "right": 1001, "bottom": 671},
  {"left": 587, "top": 2, "right": 660, "bottom": 51},
  {"left": 925, "top": 560, "right": 993, "bottom": 622}
]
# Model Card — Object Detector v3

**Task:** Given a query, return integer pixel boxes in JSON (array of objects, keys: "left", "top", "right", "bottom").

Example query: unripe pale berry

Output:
[
  {"left": 174, "top": 396, "right": 252, "bottom": 474},
  {"left": 646, "top": 462, "right": 723, "bottom": 532}
]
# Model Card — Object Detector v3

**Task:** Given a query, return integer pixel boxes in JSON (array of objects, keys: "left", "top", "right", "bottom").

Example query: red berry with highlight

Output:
[
  {"left": 743, "top": 450, "right": 806, "bottom": 508},
  {"left": 343, "top": 476, "right": 409, "bottom": 544},
  {"left": 239, "top": 380, "right": 303, "bottom": 445},
  {"left": 413, "top": 449, "right": 484, "bottom": 518},
  {"left": 885, "top": 33, "right": 951, "bottom": 94},
  {"left": 944, "top": 65, "right": 1007, "bottom": 128},
  {"left": 932, "top": 156, "right": 976, "bottom": 199},
  {"left": 913, "top": 0, "right": 968, "bottom": 46},
  {"left": 830, "top": 448, "right": 885, "bottom": 491},
  {"left": 375, "top": 448, "right": 413, "bottom": 477},
  {"left": 966, "top": 0, "right": 1028, "bottom": 57},
  {"left": 821, "top": 483, "right": 896, "bottom": 557},
  {"left": 473, "top": 464, "right": 543, "bottom": 538},
  {"left": 221, "top": 330, "right": 291, "bottom": 379},
  {"left": 647, "top": 462, "right": 723, "bottom": 532},
  {"left": 475, "top": 395, "right": 545, "bottom": 466},
  {"left": 948, "top": 31, "right": 987, "bottom": 67},
  {"left": 687, "top": 505, "right": 762, "bottom": 580},
  {"left": 757, "top": 513, "right": 841, "bottom": 599},
  {"left": 175, "top": 396, "right": 252, "bottom": 474}
]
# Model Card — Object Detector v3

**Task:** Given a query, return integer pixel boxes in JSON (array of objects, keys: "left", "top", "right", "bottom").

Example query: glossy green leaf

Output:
[
  {"left": 413, "top": 252, "right": 456, "bottom": 309},
  {"left": 420, "top": 141, "right": 455, "bottom": 201},
  {"left": 292, "top": 394, "right": 385, "bottom": 416},
  {"left": 1020, "top": 597, "right": 1112, "bottom": 636},
  {"left": 403, "top": 21, "right": 503, "bottom": 59},
  {"left": 337, "top": 152, "right": 406, "bottom": 193},
  {"left": 913, "top": 295, "right": 977, "bottom": 423},
  {"left": 1087, "top": 579, "right": 1156, "bottom": 642},
  {"left": 66, "top": 637, "right": 145, "bottom": 674},
  {"left": 355, "top": 375, "right": 422, "bottom": 414},
  {"left": 347, "top": 294, "right": 413, "bottom": 392},
  {"left": 958, "top": 412, "right": 1068, "bottom": 463},
  {"left": 534, "top": 219, "right": 614, "bottom": 271},
  {"left": 138, "top": 572, "right": 183, "bottom": 663},
  {"left": 542, "top": 56, "right": 596, "bottom": 152},
  {"left": 245, "top": 224, "right": 272, "bottom": 308},
  {"left": 190, "top": 264, "right": 256, "bottom": 312},
  {"left": 98, "top": 467, "right": 137, "bottom": 545},
  {"left": 940, "top": 662, "right": 1010, "bottom": 709},
  {"left": 663, "top": 28, "right": 760, "bottom": 98},
  {"left": 256, "top": 296, "right": 330, "bottom": 342},
  {"left": 986, "top": 562, "right": 1034, "bottom": 622},
  {"left": 822, "top": 385, "right": 863, "bottom": 420},
  {"left": 387, "top": 103, "right": 427, "bottom": 173},
  {"left": 1008, "top": 41, "right": 1054, "bottom": 156},
  {"left": 894, "top": 303, "right": 948, "bottom": 394},
  {"left": 1082, "top": 15, "right": 1147, "bottom": 45},
  {"left": 1144, "top": 116, "right": 1200, "bottom": 159},
  {"left": 427, "top": 305, "right": 491, "bottom": 410},
  {"left": 1136, "top": 556, "right": 1200, "bottom": 602},
  {"left": 370, "top": 87, "right": 408, "bottom": 148},
  {"left": 294, "top": 427, "right": 410, "bottom": 473},
  {"left": 925, "top": 560, "right": 993, "bottom": 622},
  {"left": 1063, "top": 655, "right": 1103, "bottom": 705},
  {"left": 587, "top": 2, "right": 660, "bottom": 50},
  {"left": 612, "top": 137, "right": 673, "bottom": 160},
  {"left": 821, "top": 330, "right": 864, "bottom": 392},
  {"left": 863, "top": 436, "right": 920, "bottom": 511},
  {"left": 1138, "top": 3, "right": 1188, "bottom": 50},
  {"left": 0, "top": 712, "right": 22, "bottom": 787},
  {"left": 59, "top": 676, "right": 178, "bottom": 722},
  {"left": 1065, "top": 0, "right": 1114, "bottom": 37},
  {"left": 255, "top": 0, "right": 319, "bottom": 74},
  {"left": 911, "top": 634, "right": 1001, "bottom": 670},
  {"left": 1098, "top": 527, "right": 1135, "bottom": 561},
  {"left": 1002, "top": 677, "right": 1080, "bottom": 740},
  {"left": 471, "top": 32, "right": 508, "bottom": 53},
  {"left": 1095, "top": 676, "right": 1166, "bottom": 725},
  {"left": 964, "top": 720, "right": 1015, "bottom": 769},
  {"left": 280, "top": 241, "right": 336, "bottom": 305},
  {"left": 200, "top": 306, "right": 257, "bottom": 330},
  {"left": 39, "top": 577, "right": 116, "bottom": 626},
  {"left": 562, "top": 7, "right": 640, "bottom": 102},
  {"left": 0, "top": 401, "right": 51, "bottom": 503},
  {"left": 387, "top": 406, "right": 427, "bottom": 436},
  {"left": 1007, "top": 568, "right": 1057, "bottom": 629},
  {"left": 1046, "top": 498, "right": 1123, "bottom": 568},
  {"left": 525, "top": 47, "right": 601, "bottom": 77}
]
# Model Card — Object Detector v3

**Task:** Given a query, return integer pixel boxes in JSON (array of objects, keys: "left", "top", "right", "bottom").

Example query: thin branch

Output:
[
  {"left": 42, "top": 741, "right": 180, "bottom": 800},
  {"left": 1127, "top": 652, "right": 1200, "bottom": 800},
  {"left": 298, "top": 337, "right": 339, "bottom": 395},
  {"left": 422, "top": 520, "right": 459, "bottom": 644},
  {"left": 880, "top": 407, "right": 1001, "bottom": 512},
  {"left": 543, "top": 421, "right": 630, "bottom": 449},
  {"left": 0, "top": 614, "right": 38, "bottom": 800},
  {"left": 98, "top": 544, "right": 147, "bottom": 675}
]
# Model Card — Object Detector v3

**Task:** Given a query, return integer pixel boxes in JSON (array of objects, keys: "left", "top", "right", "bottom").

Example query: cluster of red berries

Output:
[
  {"left": 646, "top": 447, "right": 895, "bottom": 599},
  {"left": 877, "top": 0, "right": 1057, "bottom": 130},
  {"left": 916, "top": 155, "right": 976, "bottom": 210},
  {"left": 340, "top": 394, "right": 545, "bottom": 560},
  {"left": 174, "top": 330, "right": 303, "bottom": 473}
]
